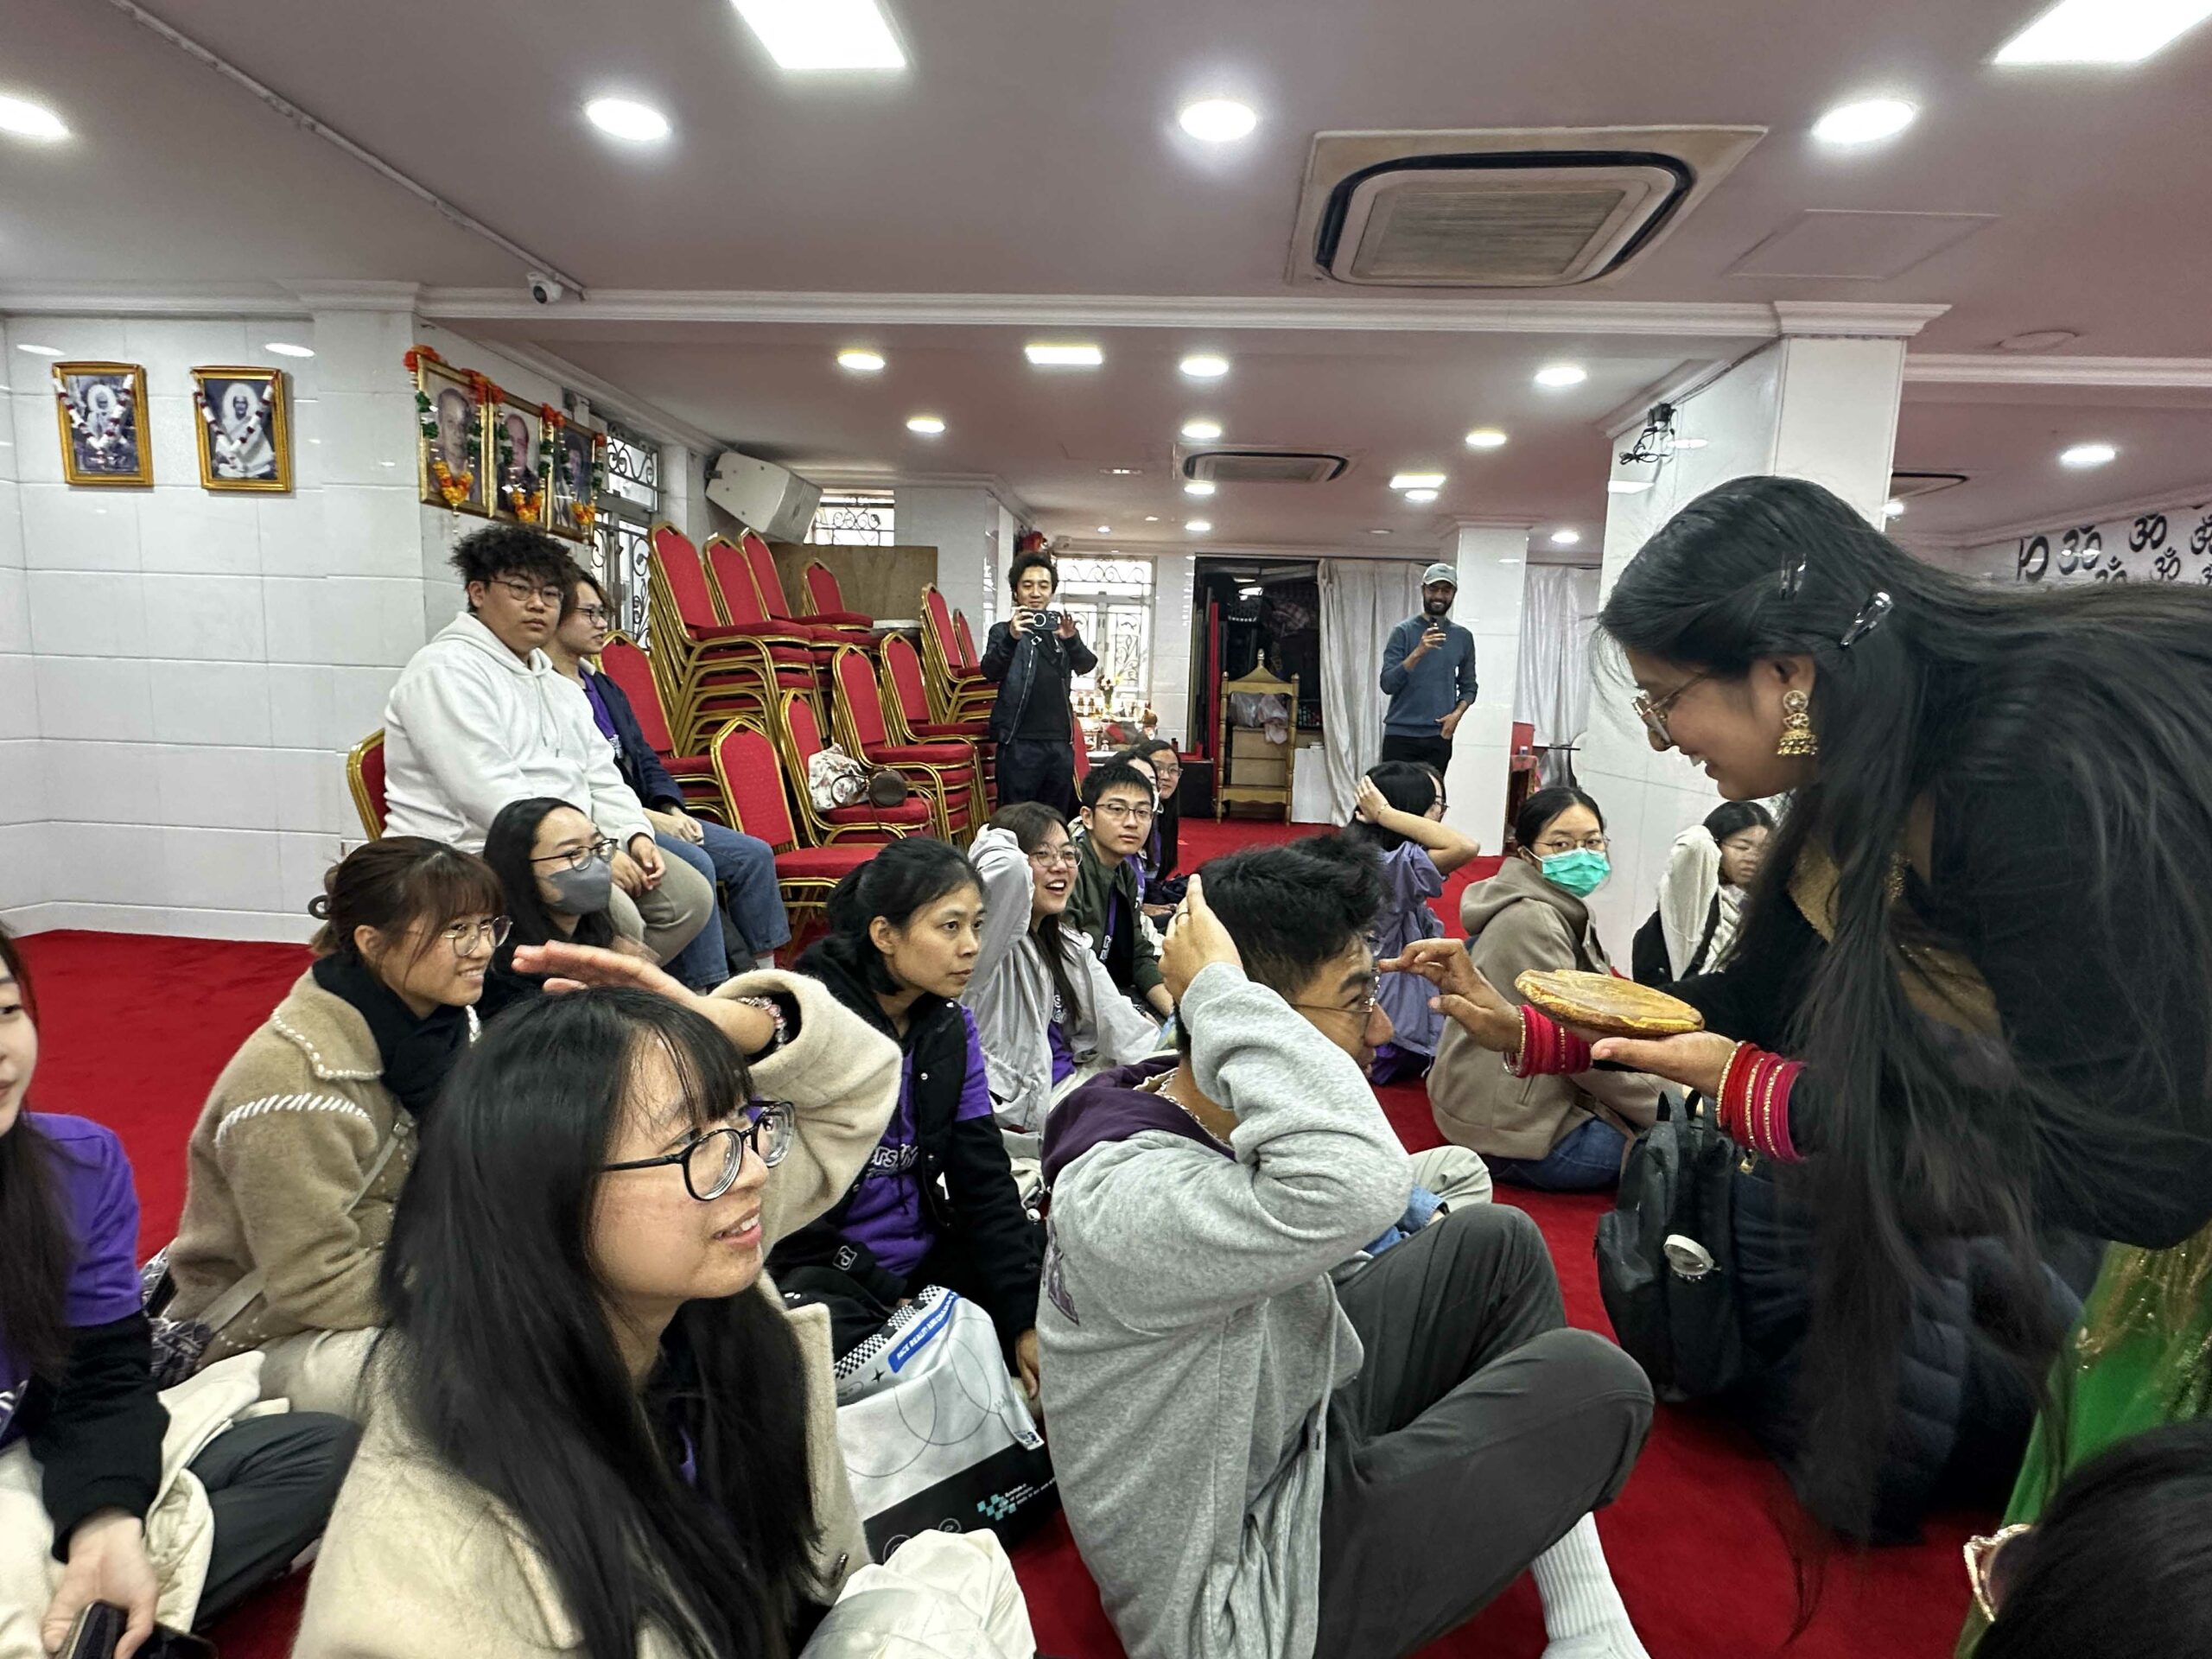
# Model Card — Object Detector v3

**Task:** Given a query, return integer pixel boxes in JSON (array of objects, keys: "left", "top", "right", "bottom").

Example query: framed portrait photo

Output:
[
  {"left": 414, "top": 354, "right": 490, "bottom": 516},
  {"left": 53, "top": 362, "right": 152, "bottom": 487},
  {"left": 548, "top": 422, "right": 605, "bottom": 543},
  {"left": 191, "top": 366, "right": 292, "bottom": 492},
  {"left": 491, "top": 397, "right": 549, "bottom": 526}
]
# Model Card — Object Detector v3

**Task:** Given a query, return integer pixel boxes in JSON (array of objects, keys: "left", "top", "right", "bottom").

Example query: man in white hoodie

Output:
[{"left": 380, "top": 526, "right": 713, "bottom": 974}]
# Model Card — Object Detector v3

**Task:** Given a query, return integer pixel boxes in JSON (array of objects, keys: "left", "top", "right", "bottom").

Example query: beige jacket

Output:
[
  {"left": 166, "top": 970, "right": 454, "bottom": 1358},
  {"left": 1429, "top": 858, "right": 1662, "bottom": 1162},
  {"left": 292, "top": 970, "right": 900, "bottom": 1659}
]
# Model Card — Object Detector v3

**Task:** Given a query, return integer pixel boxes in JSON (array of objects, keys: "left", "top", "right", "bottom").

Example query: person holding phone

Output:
[
  {"left": 1377, "top": 563, "right": 1478, "bottom": 778},
  {"left": 981, "top": 552, "right": 1096, "bottom": 815}
]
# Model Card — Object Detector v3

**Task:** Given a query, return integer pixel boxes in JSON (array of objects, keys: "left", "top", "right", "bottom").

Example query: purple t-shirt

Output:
[
  {"left": 1374, "top": 842, "right": 1448, "bottom": 1059},
  {"left": 0, "top": 1115, "right": 144, "bottom": 1450},
  {"left": 580, "top": 673, "right": 622, "bottom": 751},
  {"left": 836, "top": 1007, "right": 996, "bottom": 1281},
  {"left": 1046, "top": 989, "right": 1077, "bottom": 1086}
]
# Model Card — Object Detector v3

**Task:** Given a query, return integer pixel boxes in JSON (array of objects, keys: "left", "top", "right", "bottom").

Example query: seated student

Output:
[
  {"left": 1111, "top": 737, "right": 1186, "bottom": 907},
  {"left": 1428, "top": 786, "right": 1662, "bottom": 1190},
  {"left": 769, "top": 841, "right": 1044, "bottom": 1397},
  {"left": 965, "top": 802, "right": 1161, "bottom": 1148},
  {"left": 1342, "top": 760, "right": 1483, "bottom": 1082},
  {"left": 165, "top": 839, "right": 504, "bottom": 1418},
  {"left": 294, "top": 945, "right": 1038, "bottom": 1659},
  {"left": 549, "top": 567, "right": 791, "bottom": 981},
  {"left": 1039, "top": 841, "right": 1653, "bottom": 1659},
  {"left": 1630, "top": 801, "right": 1773, "bottom": 988},
  {"left": 379, "top": 524, "right": 714, "bottom": 976},
  {"left": 0, "top": 927, "right": 357, "bottom": 1655},
  {"left": 476, "top": 796, "right": 645, "bottom": 1020},
  {"left": 1064, "top": 761, "right": 1175, "bottom": 1020}
]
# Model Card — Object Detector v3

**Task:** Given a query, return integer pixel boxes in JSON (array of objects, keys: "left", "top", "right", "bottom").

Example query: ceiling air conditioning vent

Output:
[
  {"left": 1185, "top": 448, "right": 1349, "bottom": 485},
  {"left": 1289, "top": 126, "right": 1764, "bottom": 289}
]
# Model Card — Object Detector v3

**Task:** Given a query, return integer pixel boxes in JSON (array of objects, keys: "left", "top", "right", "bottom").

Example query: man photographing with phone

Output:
[
  {"left": 1378, "top": 563, "right": 1478, "bottom": 777},
  {"left": 982, "top": 551, "right": 1096, "bottom": 813}
]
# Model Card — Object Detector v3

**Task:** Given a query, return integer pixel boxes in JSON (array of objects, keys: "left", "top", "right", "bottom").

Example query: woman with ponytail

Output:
[
  {"left": 1389, "top": 474, "right": 2212, "bottom": 1540},
  {"left": 768, "top": 841, "right": 1044, "bottom": 1399}
]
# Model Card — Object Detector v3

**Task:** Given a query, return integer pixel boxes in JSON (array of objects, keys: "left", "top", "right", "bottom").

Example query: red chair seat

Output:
[
  {"left": 810, "top": 609, "right": 874, "bottom": 628},
  {"left": 684, "top": 620, "right": 808, "bottom": 645},
  {"left": 663, "top": 755, "right": 715, "bottom": 777},
  {"left": 822, "top": 798, "right": 936, "bottom": 830},
  {"left": 868, "top": 741, "right": 974, "bottom": 765},
  {"left": 911, "top": 720, "right": 990, "bottom": 739},
  {"left": 774, "top": 846, "right": 875, "bottom": 878}
]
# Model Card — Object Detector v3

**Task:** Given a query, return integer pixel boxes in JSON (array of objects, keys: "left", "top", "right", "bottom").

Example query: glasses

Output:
[
  {"left": 573, "top": 605, "right": 609, "bottom": 626},
  {"left": 1533, "top": 834, "right": 1608, "bottom": 855},
  {"left": 602, "top": 1101, "right": 794, "bottom": 1202},
  {"left": 1028, "top": 846, "right": 1080, "bottom": 870},
  {"left": 1631, "top": 671, "right": 1709, "bottom": 747},
  {"left": 531, "top": 836, "right": 617, "bottom": 871},
  {"left": 1289, "top": 992, "right": 1381, "bottom": 1024},
  {"left": 1964, "top": 1522, "right": 2029, "bottom": 1622},
  {"left": 438, "top": 916, "right": 511, "bottom": 957},
  {"left": 493, "top": 575, "right": 569, "bottom": 609},
  {"left": 1091, "top": 800, "right": 1155, "bottom": 824}
]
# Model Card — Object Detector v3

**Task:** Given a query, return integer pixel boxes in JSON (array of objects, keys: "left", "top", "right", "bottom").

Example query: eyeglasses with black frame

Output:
[
  {"left": 601, "top": 1100, "right": 794, "bottom": 1202},
  {"left": 531, "top": 836, "right": 618, "bottom": 872},
  {"left": 492, "top": 575, "right": 570, "bottom": 609}
]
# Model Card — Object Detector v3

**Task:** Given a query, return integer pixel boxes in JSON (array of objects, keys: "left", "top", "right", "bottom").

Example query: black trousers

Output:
[
  {"left": 995, "top": 737, "right": 1077, "bottom": 817},
  {"left": 1315, "top": 1205, "right": 1653, "bottom": 1658},
  {"left": 1379, "top": 734, "right": 1454, "bottom": 776},
  {"left": 190, "top": 1410, "right": 359, "bottom": 1625}
]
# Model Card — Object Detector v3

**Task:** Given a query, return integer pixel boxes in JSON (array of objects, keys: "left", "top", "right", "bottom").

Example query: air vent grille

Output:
[{"left": 1185, "top": 449, "right": 1349, "bottom": 485}]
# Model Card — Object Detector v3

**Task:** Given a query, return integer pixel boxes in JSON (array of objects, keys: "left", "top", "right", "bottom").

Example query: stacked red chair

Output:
[
  {"left": 706, "top": 719, "right": 874, "bottom": 934},
  {"left": 705, "top": 531, "right": 854, "bottom": 678},
  {"left": 918, "top": 584, "right": 996, "bottom": 725},
  {"left": 772, "top": 689, "right": 935, "bottom": 845},
  {"left": 879, "top": 632, "right": 994, "bottom": 796},
  {"left": 741, "top": 529, "right": 872, "bottom": 632},
  {"left": 346, "top": 731, "right": 386, "bottom": 839},
  {"left": 829, "top": 644, "right": 980, "bottom": 838},
  {"left": 801, "top": 559, "right": 870, "bottom": 626},
  {"left": 952, "top": 609, "right": 984, "bottom": 675},
  {"left": 645, "top": 523, "right": 812, "bottom": 752},
  {"left": 594, "top": 633, "right": 728, "bottom": 824}
]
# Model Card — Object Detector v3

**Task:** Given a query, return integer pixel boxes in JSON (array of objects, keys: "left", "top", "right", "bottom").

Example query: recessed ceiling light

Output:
[
  {"left": 1883, "top": 499, "right": 1907, "bottom": 518},
  {"left": 0, "top": 95, "right": 67, "bottom": 143},
  {"left": 264, "top": 341, "right": 315, "bottom": 359},
  {"left": 15, "top": 342, "right": 62, "bottom": 358},
  {"left": 1608, "top": 480, "right": 1653, "bottom": 495},
  {"left": 1179, "top": 353, "right": 1230, "bottom": 379},
  {"left": 1184, "top": 480, "right": 1216, "bottom": 497},
  {"left": 1533, "top": 364, "right": 1588, "bottom": 388},
  {"left": 906, "top": 414, "right": 945, "bottom": 435},
  {"left": 1185, "top": 519, "right": 1212, "bottom": 534},
  {"left": 732, "top": 0, "right": 906, "bottom": 70},
  {"left": 1811, "top": 97, "right": 1918, "bottom": 145},
  {"left": 836, "top": 348, "right": 886, "bottom": 372},
  {"left": 2059, "top": 441, "right": 2117, "bottom": 467},
  {"left": 1101, "top": 467, "right": 1142, "bottom": 476},
  {"left": 585, "top": 98, "right": 671, "bottom": 142},
  {"left": 1369, "top": 528, "right": 1392, "bottom": 535},
  {"left": 1550, "top": 529, "right": 1582, "bottom": 546},
  {"left": 1178, "top": 99, "right": 1257, "bottom": 143},
  {"left": 1144, "top": 515, "right": 1160, "bottom": 522},
  {"left": 1995, "top": 0, "right": 2212, "bottom": 63},
  {"left": 1464, "top": 428, "right": 1509, "bottom": 449},
  {"left": 1026, "top": 342, "right": 1103, "bottom": 367},
  {"left": 1403, "top": 489, "right": 1440, "bottom": 505},
  {"left": 1997, "top": 328, "right": 2080, "bottom": 353},
  {"left": 1180, "top": 418, "right": 1222, "bottom": 442},
  {"left": 1096, "top": 524, "right": 1112, "bottom": 533},
  {"left": 1390, "top": 472, "right": 1446, "bottom": 490}
]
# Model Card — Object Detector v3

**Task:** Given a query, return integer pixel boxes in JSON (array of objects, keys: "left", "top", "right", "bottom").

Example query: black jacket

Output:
[
  {"left": 20, "top": 1312, "right": 165, "bottom": 1559},
  {"left": 770, "top": 944, "right": 1041, "bottom": 1349},
  {"left": 979, "top": 620, "right": 1095, "bottom": 747},
  {"left": 583, "top": 664, "right": 683, "bottom": 811}
]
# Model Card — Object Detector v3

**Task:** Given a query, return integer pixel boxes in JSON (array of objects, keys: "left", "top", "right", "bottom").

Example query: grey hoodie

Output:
[{"left": 1037, "top": 963, "right": 1412, "bottom": 1659}]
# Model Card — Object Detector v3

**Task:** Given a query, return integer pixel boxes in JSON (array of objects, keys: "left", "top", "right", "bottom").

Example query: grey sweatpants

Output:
[
  {"left": 1316, "top": 1204, "right": 1653, "bottom": 1659},
  {"left": 190, "top": 1411, "right": 358, "bottom": 1626}
]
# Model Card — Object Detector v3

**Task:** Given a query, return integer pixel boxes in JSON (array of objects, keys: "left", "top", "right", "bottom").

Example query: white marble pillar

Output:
[{"left": 1440, "top": 522, "right": 1534, "bottom": 855}]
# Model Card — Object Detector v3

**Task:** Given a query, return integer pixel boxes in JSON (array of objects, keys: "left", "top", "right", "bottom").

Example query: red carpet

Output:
[{"left": 16, "top": 919, "right": 1981, "bottom": 1658}]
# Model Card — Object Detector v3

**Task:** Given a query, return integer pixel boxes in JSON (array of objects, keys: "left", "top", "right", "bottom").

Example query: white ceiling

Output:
[{"left": 6, "top": 0, "right": 2211, "bottom": 549}]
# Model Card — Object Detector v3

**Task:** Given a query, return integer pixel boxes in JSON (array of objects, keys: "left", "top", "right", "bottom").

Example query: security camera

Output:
[{"left": 527, "top": 272, "right": 564, "bottom": 306}]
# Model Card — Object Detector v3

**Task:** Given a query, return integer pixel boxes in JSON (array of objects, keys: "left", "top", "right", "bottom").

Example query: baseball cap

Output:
[{"left": 1421, "top": 563, "right": 1458, "bottom": 588}]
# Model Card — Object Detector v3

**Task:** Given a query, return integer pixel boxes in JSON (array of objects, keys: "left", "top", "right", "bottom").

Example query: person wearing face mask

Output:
[
  {"left": 1630, "top": 801, "right": 1775, "bottom": 989},
  {"left": 476, "top": 797, "right": 651, "bottom": 1020},
  {"left": 767, "top": 841, "right": 1044, "bottom": 1397},
  {"left": 1427, "top": 787, "right": 1661, "bottom": 1190}
]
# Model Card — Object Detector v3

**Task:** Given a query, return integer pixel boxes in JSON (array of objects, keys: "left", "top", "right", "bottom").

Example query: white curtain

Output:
[
  {"left": 1317, "top": 558, "right": 1429, "bottom": 823},
  {"left": 1514, "top": 564, "right": 1600, "bottom": 785}
]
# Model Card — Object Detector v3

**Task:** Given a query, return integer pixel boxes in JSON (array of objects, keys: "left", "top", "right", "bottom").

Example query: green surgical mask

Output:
[{"left": 1538, "top": 849, "right": 1610, "bottom": 899}]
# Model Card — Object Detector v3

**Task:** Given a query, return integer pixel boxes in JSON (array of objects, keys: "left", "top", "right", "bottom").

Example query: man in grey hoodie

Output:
[{"left": 1038, "top": 835, "right": 1653, "bottom": 1659}]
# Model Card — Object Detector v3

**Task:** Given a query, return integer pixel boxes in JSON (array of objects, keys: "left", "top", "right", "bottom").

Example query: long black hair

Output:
[
  {"left": 378, "top": 988, "right": 817, "bottom": 1659},
  {"left": 988, "top": 802, "right": 1084, "bottom": 1021},
  {"left": 1342, "top": 760, "right": 1441, "bottom": 854},
  {"left": 483, "top": 798, "right": 619, "bottom": 969},
  {"left": 1600, "top": 474, "right": 2212, "bottom": 1530},
  {"left": 1702, "top": 799, "right": 1774, "bottom": 846},
  {"left": 0, "top": 926, "right": 72, "bottom": 1384},
  {"left": 1980, "top": 1421, "right": 2212, "bottom": 1656},
  {"left": 815, "top": 837, "right": 981, "bottom": 1000},
  {"left": 1515, "top": 785, "right": 1605, "bottom": 851}
]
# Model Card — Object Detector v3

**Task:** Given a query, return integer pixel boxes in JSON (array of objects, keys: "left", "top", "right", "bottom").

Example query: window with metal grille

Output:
[
  {"left": 809, "top": 489, "right": 896, "bottom": 546},
  {"left": 593, "top": 423, "right": 658, "bottom": 645},
  {"left": 1056, "top": 556, "right": 1154, "bottom": 719}
]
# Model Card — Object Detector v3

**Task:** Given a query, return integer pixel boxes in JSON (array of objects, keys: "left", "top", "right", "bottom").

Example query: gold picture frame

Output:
[
  {"left": 191, "top": 366, "right": 293, "bottom": 493},
  {"left": 490, "top": 397, "right": 549, "bottom": 526},
  {"left": 53, "top": 361, "right": 152, "bottom": 487},
  {"left": 548, "top": 421, "right": 606, "bottom": 543},
  {"left": 414, "top": 353, "right": 490, "bottom": 516}
]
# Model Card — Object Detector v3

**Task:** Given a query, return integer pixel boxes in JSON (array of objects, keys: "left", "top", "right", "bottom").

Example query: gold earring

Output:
[{"left": 1777, "top": 688, "right": 1818, "bottom": 758}]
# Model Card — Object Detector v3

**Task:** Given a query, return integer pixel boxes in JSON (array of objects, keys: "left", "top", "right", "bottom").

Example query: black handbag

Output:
[{"left": 1594, "top": 1093, "right": 1753, "bottom": 1402}]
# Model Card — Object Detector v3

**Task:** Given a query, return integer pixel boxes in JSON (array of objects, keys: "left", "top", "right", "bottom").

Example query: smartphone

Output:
[{"left": 60, "top": 1605, "right": 127, "bottom": 1659}]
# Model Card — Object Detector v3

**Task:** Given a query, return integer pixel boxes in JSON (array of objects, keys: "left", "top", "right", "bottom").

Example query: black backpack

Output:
[{"left": 1594, "top": 1094, "right": 1753, "bottom": 1402}]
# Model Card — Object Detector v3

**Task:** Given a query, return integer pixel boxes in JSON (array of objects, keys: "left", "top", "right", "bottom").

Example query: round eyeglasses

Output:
[
  {"left": 439, "top": 915, "right": 512, "bottom": 957},
  {"left": 531, "top": 836, "right": 618, "bottom": 872},
  {"left": 601, "top": 1101, "right": 794, "bottom": 1202}
]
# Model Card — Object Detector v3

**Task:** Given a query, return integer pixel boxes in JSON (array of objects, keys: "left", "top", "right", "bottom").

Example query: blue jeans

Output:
[
  {"left": 658, "top": 823, "right": 791, "bottom": 988},
  {"left": 1485, "top": 1113, "right": 1630, "bottom": 1192}
]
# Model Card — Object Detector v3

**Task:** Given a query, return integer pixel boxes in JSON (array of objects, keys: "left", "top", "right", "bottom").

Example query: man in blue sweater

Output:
[{"left": 1378, "top": 562, "right": 1478, "bottom": 776}]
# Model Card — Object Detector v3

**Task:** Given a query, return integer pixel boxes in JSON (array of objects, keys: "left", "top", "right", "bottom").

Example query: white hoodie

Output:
[{"left": 380, "top": 611, "right": 652, "bottom": 854}]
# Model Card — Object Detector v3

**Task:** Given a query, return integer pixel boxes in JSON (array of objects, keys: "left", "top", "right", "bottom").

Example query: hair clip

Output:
[
  {"left": 1839, "top": 591, "right": 1893, "bottom": 649},
  {"left": 1777, "top": 557, "right": 1808, "bottom": 598}
]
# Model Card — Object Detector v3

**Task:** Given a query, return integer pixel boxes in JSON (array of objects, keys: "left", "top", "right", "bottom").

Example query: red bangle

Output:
[
  {"left": 1718, "top": 1042, "right": 1803, "bottom": 1163},
  {"left": 1507, "top": 1007, "right": 1592, "bottom": 1078}
]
